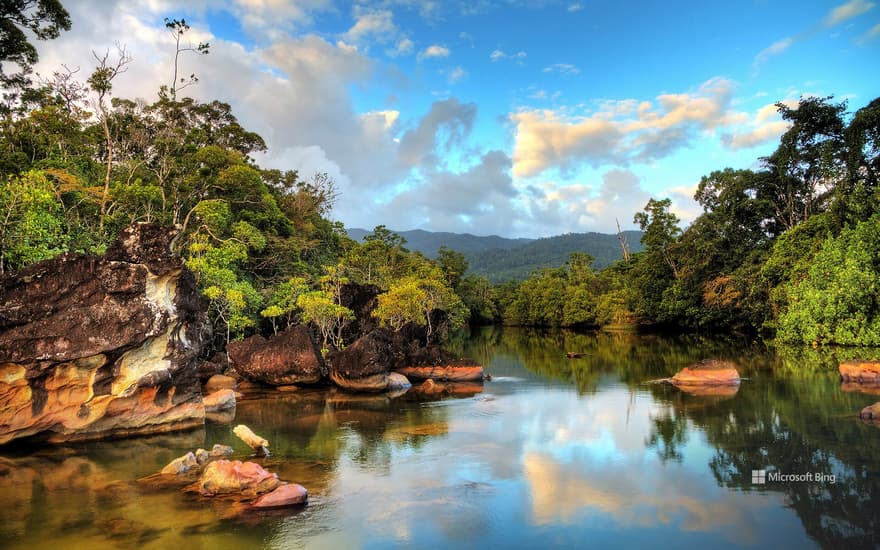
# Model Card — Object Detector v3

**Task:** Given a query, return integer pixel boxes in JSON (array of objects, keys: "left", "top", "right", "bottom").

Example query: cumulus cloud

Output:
[
  {"left": 419, "top": 45, "right": 450, "bottom": 59},
  {"left": 343, "top": 8, "right": 398, "bottom": 45},
  {"left": 720, "top": 101, "right": 797, "bottom": 151},
  {"left": 567, "top": 3, "right": 584, "bottom": 12},
  {"left": 388, "top": 37, "right": 415, "bottom": 56},
  {"left": 448, "top": 66, "right": 466, "bottom": 83},
  {"left": 490, "top": 49, "right": 527, "bottom": 63},
  {"left": 510, "top": 78, "right": 741, "bottom": 178},
  {"left": 861, "top": 22, "right": 880, "bottom": 41},
  {"left": 398, "top": 98, "right": 477, "bottom": 168}
]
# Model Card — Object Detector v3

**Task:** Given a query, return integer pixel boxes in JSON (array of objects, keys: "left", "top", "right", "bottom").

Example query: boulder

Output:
[
  {"left": 860, "top": 402, "right": 880, "bottom": 421},
  {"left": 204, "top": 374, "right": 237, "bottom": 394},
  {"left": 387, "top": 372, "right": 412, "bottom": 391},
  {"left": 228, "top": 325, "right": 324, "bottom": 386},
  {"left": 839, "top": 360, "right": 880, "bottom": 384},
  {"left": 198, "top": 460, "right": 281, "bottom": 496},
  {"left": 160, "top": 451, "right": 199, "bottom": 475},
  {"left": 396, "top": 363, "right": 484, "bottom": 382},
  {"left": 670, "top": 359, "right": 741, "bottom": 388},
  {"left": 203, "top": 389, "right": 236, "bottom": 412},
  {"left": 210, "top": 444, "right": 235, "bottom": 458},
  {"left": 328, "top": 328, "right": 397, "bottom": 392},
  {"left": 250, "top": 483, "right": 308, "bottom": 508},
  {"left": 0, "top": 224, "right": 209, "bottom": 445}
]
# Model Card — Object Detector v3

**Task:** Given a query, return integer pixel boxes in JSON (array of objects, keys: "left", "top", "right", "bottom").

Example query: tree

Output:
[
  {"left": 164, "top": 17, "right": 209, "bottom": 100},
  {"left": 0, "top": 0, "right": 71, "bottom": 104},
  {"left": 87, "top": 45, "right": 131, "bottom": 232},
  {"left": 374, "top": 275, "right": 467, "bottom": 340},
  {"left": 297, "top": 290, "right": 353, "bottom": 352},
  {"left": 0, "top": 170, "right": 65, "bottom": 273},
  {"left": 437, "top": 246, "right": 468, "bottom": 289}
]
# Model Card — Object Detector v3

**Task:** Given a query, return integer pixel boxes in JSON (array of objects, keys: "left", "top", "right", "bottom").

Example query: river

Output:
[{"left": 2, "top": 327, "right": 879, "bottom": 549}]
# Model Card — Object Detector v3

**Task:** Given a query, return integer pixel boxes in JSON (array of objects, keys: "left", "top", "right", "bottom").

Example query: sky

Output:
[{"left": 29, "top": 0, "right": 880, "bottom": 237}]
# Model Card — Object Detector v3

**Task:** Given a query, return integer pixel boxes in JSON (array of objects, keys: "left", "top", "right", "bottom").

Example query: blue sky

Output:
[{"left": 33, "top": 0, "right": 880, "bottom": 237}]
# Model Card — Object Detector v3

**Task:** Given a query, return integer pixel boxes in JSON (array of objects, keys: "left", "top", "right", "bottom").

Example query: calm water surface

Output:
[{"left": 2, "top": 327, "right": 880, "bottom": 549}]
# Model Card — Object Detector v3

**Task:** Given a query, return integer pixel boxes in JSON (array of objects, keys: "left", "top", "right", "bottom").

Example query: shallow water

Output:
[{"left": 2, "top": 327, "right": 880, "bottom": 549}]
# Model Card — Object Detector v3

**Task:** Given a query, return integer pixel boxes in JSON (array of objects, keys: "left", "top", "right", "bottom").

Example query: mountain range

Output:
[{"left": 346, "top": 228, "right": 644, "bottom": 282}]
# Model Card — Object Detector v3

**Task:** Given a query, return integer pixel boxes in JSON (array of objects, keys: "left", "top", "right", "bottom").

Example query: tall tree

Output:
[{"left": 0, "top": 0, "right": 71, "bottom": 106}]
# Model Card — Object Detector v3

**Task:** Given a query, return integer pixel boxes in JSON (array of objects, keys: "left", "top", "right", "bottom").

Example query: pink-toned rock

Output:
[
  {"left": 203, "top": 389, "right": 236, "bottom": 412},
  {"left": 840, "top": 360, "right": 880, "bottom": 384},
  {"left": 396, "top": 364, "right": 484, "bottom": 382},
  {"left": 251, "top": 483, "right": 308, "bottom": 508},
  {"left": 198, "top": 460, "right": 280, "bottom": 496},
  {"left": 670, "top": 359, "right": 740, "bottom": 387}
]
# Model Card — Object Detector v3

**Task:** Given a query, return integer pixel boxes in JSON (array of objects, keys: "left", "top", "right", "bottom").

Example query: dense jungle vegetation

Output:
[{"left": 2, "top": 2, "right": 879, "bottom": 349}]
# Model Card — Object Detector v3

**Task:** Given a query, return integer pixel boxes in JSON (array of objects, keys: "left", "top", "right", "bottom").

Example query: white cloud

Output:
[
  {"left": 490, "top": 49, "right": 504, "bottom": 62},
  {"left": 825, "top": 0, "right": 875, "bottom": 26},
  {"left": 490, "top": 49, "right": 527, "bottom": 63},
  {"left": 511, "top": 78, "right": 742, "bottom": 178},
  {"left": 753, "top": 37, "right": 794, "bottom": 68},
  {"left": 720, "top": 100, "right": 797, "bottom": 151},
  {"left": 862, "top": 22, "right": 880, "bottom": 41},
  {"left": 388, "top": 37, "right": 415, "bottom": 56},
  {"left": 448, "top": 66, "right": 466, "bottom": 83},
  {"left": 543, "top": 63, "right": 580, "bottom": 75},
  {"left": 343, "top": 8, "right": 397, "bottom": 45},
  {"left": 567, "top": 3, "right": 584, "bottom": 12},
  {"left": 419, "top": 45, "right": 450, "bottom": 59}
]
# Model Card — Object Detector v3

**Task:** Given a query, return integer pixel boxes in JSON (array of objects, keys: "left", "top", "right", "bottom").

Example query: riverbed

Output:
[{"left": 2, "top": 327, "right": 879, "bottom": 549}]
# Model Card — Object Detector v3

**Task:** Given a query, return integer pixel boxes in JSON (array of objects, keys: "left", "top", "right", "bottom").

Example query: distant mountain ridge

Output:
[{"left": 346, "top": 228, "right": 643, "bottom": 282}]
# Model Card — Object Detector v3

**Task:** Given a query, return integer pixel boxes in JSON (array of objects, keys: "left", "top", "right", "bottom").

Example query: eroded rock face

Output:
[
  {"left": 0, "top": 224, "right": 209, "bottom": 445},
  {"left": 839, "top": 360, "right": 880, "bottom": 384},
  {"left": 396, "top": 363, "right": 484, "bottom": 382},
  {"left": 228, "top": 325, "right": 324, "bottom": 386},
  {"left": 328, "top": 328, "right": 397, "bottom": 392}
]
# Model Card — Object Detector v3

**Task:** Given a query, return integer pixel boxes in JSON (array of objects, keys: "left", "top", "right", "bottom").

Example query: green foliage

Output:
[
  {"left": 374, "top": 275, "right": 468, "bottom": 340},
  {"left": 0, "top": 170, "right": 65, "bottom": 273},
  {"left": 777, "top": 217, "right": 880, "bottom": 345},
  {"left": 297, "top": 289, "right": 353, "bottom": 351}
]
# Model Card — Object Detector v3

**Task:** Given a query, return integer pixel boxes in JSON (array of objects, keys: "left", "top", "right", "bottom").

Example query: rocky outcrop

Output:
[
  {"left": 0, "top": 224, "right": 209, "bottom": 445},
  {"left": 328, "top": 328, "right": 398, "bottom": 392},
  {"left": 839, "top": 360, "right": 880, "bottom": 384},
  {"left": 203, "top": 389, "right": 236, "bottom": 412},
  {"left": 669, "top": 359, "right": 741, "bottom": 390},
  {"left": 198, "top": 459, "right": 281, "bottom": 496},
  {"left": 228, "top": 325, "right": 324, "bottom": 386}
]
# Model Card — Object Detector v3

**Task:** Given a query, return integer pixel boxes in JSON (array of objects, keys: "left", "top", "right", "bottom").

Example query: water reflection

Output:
[{"left": 2, "top": 328, "right": 880, "bottom": 548}]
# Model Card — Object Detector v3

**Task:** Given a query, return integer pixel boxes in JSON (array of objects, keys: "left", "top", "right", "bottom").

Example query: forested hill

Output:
[{"left": 347, "top": 228, "right": 643, "bottom": 282}]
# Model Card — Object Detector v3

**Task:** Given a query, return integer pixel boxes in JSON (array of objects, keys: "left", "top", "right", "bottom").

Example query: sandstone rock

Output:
[
  {"left": 670, "top": 359, "right": 740, "bottom": 388},
  {"left": 194, "top": 448, "right": 210, "bottom": 465},
  {"left": 250, "top": 483, "right": 308, "bottom": 508},
  {"left": 396, "top": 364, "right": 484, "bottom": 382},
  {"left": 860, "top": 402, "right": 880, "bottom": 421},
  {"left": 387, "top": 372, "right": 412, "bottom": 391},
  {"left": 338, "top": 282, "right": 382, "bottom": 343},
  {"left": 228, "top": 325, "right": 324, "bottom": 386},
  {"left": 328, "top": 328, "right": 395, "bottom": 392},
  {"left": 204, "top": 374, "right": 237, "bottom": 394},
  {"left": 204, "top": 389, "right": 236, "bottom": 412},
  {"left": 198, "top": 459, "right": 280, "bottom": 496},
  {"left": 233, "top": 424, "right": 269, "bottom": 454},
  {"left": 0, "top": 224, "right": 208, "bottom": 445},
  {"left": 840, "top": 360, "right": 880, "bottom": 384},
  {"left": 210, "top": 444, "right": 235, "bottom": 458},
  {"left": 161, "top": 452, "right": 199, "bottom": 475}
]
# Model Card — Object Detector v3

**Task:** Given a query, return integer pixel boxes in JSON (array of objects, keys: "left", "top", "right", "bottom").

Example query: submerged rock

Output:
[
  {"left": 228, "top": 325, "right": 324, "bottom": 386},
  {"left": 396, "top": 363, "right": 484, "bottom": 382},
  {"left": 198, "top": 459, "right": 280, "bottom": 496},
  {"left": 839, "top": 360, "right": 880, "bottom": 384},
  {"left": 670, "top": 359, "right": 741, "bottom": 388},
  {"left": 0, "top": 224, "right": 209, "bottom": 445},
  {"left": 204, "top": 374, "right": 237, "bottom": 394},
  {"left": 250, "top": 483, "right": 308, "bottom": 508},
  {"left": 860, "top": 402, "right": 880, "bottom": 421}
]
